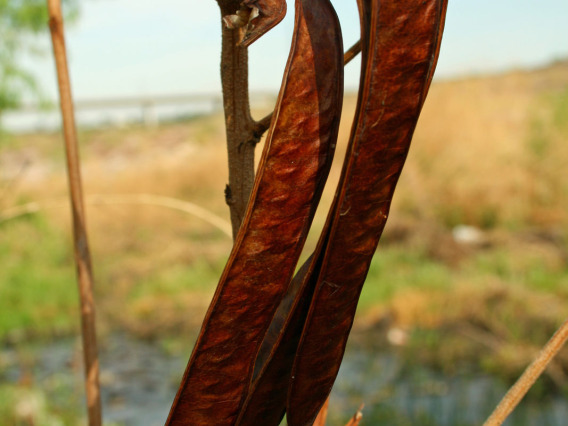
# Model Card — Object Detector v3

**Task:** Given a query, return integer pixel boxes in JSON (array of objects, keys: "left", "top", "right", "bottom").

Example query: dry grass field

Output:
[{"left": 1, "top": 60, "right": 568, "bottom": 422}]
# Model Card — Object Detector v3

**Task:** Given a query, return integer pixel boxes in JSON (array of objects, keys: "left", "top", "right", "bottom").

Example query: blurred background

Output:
[{"left": 1, "top": 0, "right": 568, "bottom": 424}]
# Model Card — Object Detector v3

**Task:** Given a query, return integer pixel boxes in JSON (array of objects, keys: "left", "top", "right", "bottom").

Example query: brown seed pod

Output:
[
  {"left": 165, "top": 0, "right": 344, "bottom": 423},
  {"left": 235, "top": 1, "right": 373, "bottom": 425},
  {"left": 285, "top": 0, "right": 449, "bottom": 425},
  {"left": 236, "top": 251, "right": 321, "bottom": 425},
  {"left": 222, "top": 0, "right": 286, "bottom": 47},
  {"left": 241, "top": 0, "right": 287, "bottom": 47}
]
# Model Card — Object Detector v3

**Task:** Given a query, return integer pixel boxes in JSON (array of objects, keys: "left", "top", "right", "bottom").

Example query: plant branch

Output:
[
  {"left": 343, "top": 39, "right": 362, "bottom": 65},
  {"left": 484, "top": 317, "right": 568, "bottom": 426},
  {"left": 216, "top": 11, "right": 361, "bottom": 239},
  {"left": 47, "top": 1, "right": 101, "bottom": 424},
  {"left": 217, "top": 5, "right": 259, "bottom": 239}
]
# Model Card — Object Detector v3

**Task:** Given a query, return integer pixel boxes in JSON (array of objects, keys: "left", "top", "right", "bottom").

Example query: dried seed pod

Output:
[
  {"left": 235, "top": 1, "right": 372, "bottom": 424},
  {"left": 240, "top": 0, "right": 287, "bottom": 47},
  {"left": 166, "top": 0, "right": 343, "bottom": 423},
  {"left": 236, "top": 250, "right": 321, "bottom": 425},
  {"left": 286, "top": 1, "right": 449, "bottom": 425}
]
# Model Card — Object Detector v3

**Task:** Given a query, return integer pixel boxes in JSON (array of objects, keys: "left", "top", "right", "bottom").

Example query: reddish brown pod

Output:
[
  {"left": 236, "top": 252, "right": 321, "bottom": 425},
  {"left": 235, "top": 1, "right": 373, "bottom": 425},
  {"left": 166, "top": 0, "right": 344, "bottom": 423},
  {"left": 244, "top": 0, "right": 287, "bottom": 46},
  {"left": 286, "top": 0, "right": 449, "bottom": 425},
  {"left": 222, "top": 0, "right": 287, "bottom": 47}
]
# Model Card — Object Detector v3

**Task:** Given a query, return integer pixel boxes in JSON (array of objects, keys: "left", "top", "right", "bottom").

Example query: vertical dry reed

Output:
[{"left": 47, "top": 1, "right": 102, "bottom": 424}]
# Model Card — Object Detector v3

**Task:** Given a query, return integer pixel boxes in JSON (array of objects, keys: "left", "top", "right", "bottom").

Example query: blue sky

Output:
[{"left": 28, "top": 0, "right": 568, "bottom": 100}]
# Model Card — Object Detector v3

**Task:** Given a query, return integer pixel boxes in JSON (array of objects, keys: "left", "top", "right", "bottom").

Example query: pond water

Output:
[{"left": 2, "top": 333, "right": 567, "bottom": 425}]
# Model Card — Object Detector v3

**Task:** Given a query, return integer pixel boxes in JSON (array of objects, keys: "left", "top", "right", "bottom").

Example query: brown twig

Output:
[
  {"left": 47, "top": 1, "right": 102, "bottom": 424},
  {"left": 343, "top": 39, "right": 362, "bottom": 65},
  {"left": 484, "top": 317, "right": 568, "bottom": 426},
  {"left": 253, "top": 39, "right": 362, "bottom": 137},
  {"left": 217, "top": 4, "right": 258, "bottom": 238}
]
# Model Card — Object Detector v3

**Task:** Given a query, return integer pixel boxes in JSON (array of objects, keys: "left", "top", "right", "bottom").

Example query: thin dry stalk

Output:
[
  {"left": 484, "top": 318, "right": 568, "bottom": 426},
  {"left": 312, "top": 399, "right": 364, "bottom": 426},
  {"left": 313, "top": 397, "right": 330, "bottom": 426},
  {"left": 47, "top": 1, "right": 102, "bottom": 424},
  {"left": 345, "top": 404, "right": 364, "bottom": 426},
  {"left": 343, "top": 39, "right": 362, "bottom": 65}
]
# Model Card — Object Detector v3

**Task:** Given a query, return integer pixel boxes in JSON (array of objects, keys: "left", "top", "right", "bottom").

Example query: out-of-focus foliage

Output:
[{"left": 0, "top": 0, "right": 78, "bottom": 114}]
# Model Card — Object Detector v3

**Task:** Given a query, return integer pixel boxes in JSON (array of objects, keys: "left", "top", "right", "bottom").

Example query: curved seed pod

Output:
[
  {"left": 422, "top": 0, "right": 448, "bottom": 99},
  {"left": 286, "top": 1, "right": 449, "bottom": 424},
  {"left": 222, "top": 0, "right": 286, "bottom": 47},
  {"left": 166, "top": 0, "right": 344, "bottom": 423},
  {"left": 242, "top": 0, "right": 287, "bottom": 47},
  {"left": 250, "top": 252, "right": 316, "bottom": 383},
  {"left": 235, "top": 2, "right": 372, "bottom": 424},
  {"left": 237, "top": 253, "right": 318, "bottom": 426}
]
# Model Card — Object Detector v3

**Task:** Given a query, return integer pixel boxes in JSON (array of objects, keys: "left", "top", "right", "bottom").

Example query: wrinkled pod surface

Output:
[
  {"left": 286, "top": 1, "right": 448, "bottom": 424},
  {"left": 166, "top": 0, "right": 343, "bottom": 423},
  {"left": 235, "top": 0, "right": 373, "bottom": 424}
]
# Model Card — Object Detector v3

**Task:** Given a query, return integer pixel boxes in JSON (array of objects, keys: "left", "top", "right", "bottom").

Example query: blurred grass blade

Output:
[
  {"left": 1, "top": 194, "right": 232, "bottom": 237},
  {"left": 47, "top": 1, "right": 102, "bottom": 424}
]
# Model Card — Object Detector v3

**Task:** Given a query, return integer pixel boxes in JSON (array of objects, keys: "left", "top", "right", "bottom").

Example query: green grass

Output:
[
  {"left": 468, "top": 248, "right": 568, "bottom": 293},
  {"left": 552, "top": 87, "right": 568, "bottom": 132},
  {"left": 2, "top": 212, "right": 567, "bottom": 346},
  {"left": 358, "top": 247, "right": 452, "bottom": 313},
  {"left": 0, "top": 207, "right": 230, "bottom": 341},
  {"left": 0, "top": 379, "right": 84, "bottom": 425},
  {"left": 129, "top": 256, "right": 226, "bottom": 300},
  {"left": 0, "top": 216, "right": 79, "bottom": 341}
]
